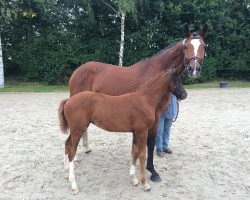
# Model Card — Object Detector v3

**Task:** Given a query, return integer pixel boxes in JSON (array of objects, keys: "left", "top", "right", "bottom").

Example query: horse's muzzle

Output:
[{"left": 187, "top": 65, "right": 201, "bottom": 78}]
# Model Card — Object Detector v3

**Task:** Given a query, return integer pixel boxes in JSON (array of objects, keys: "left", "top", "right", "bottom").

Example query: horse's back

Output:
[
  {"left": 69, "top": 61, "right": 142, "bottom": 96},
  {"left": 69, "top": 62, "right": 114, "bottom": 96}
]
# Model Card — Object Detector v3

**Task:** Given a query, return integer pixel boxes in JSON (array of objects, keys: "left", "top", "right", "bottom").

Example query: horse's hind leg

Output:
[
  {"left": 82, "top": 129, "right": 92, "bottom": 154},
  {"left": 67, "top": 129, "right": 85, "bottom": 194},
  {"left": 64, "top": 135, "right": 71, "bottom": 178},
  {"left": 74, "top": 130, "right": 91, "bottom": 163},
  {"left": 130, "top": 134, "right": 139, "bottom": 186}
]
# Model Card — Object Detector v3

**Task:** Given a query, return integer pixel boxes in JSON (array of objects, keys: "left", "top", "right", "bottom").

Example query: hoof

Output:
[
  {"left": 72, "top": 188, "right": 79, "bottom": 195},
  {"left": 143, "top": 184, "right": 151, "bottom": 191},
  {"left": 73, "top": 156, "right": 79, "bottom": 163},
  {"left": 150, "top": 174, "right": 162, "bottom": 182},
  {"left": 85, "top": 149, "right": 92, "bottom": 154},
  {"left": 133, "top": 179, "right": 139, "bottom": 186}
]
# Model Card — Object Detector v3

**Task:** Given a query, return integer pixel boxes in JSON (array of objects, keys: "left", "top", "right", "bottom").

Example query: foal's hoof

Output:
[
  {"left": 150, "top": 174, "right": 162, "bottom": 182},
  {"left": 72, "top": 188, "right": 79, "bottom": 195},
  {"left": 143, "top": 183, "right": 151, "bottom": 191},
  {"left": 133, "top": 178, "right": 139, "bottom": 186},
  {"left": 85, "top": 149, "right": 92, "bottom": 154}
]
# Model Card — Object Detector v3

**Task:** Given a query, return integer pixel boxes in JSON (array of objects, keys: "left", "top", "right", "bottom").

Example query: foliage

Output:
[{"left": 1, "top": 0, "right": 250, "bottom": 84}]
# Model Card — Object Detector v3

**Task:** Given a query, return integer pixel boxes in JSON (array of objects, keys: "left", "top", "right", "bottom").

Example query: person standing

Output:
[{"left": 155, "top": 94, "right": 178, "bottom": 157}]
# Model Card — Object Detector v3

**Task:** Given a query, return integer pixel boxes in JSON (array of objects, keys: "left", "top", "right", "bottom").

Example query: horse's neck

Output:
[
  {"left": 149, "top": 42, "right": 184, "bottom": 73},
  {"left": 138, "top": 73, "right": 172, "bottom": 108}
]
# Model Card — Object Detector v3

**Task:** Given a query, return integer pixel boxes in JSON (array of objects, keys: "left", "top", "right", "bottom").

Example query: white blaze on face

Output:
[
  {"left": 191, "top": 39, "right": 201, "bottom": 76},
  {"left": 191, "top": 39, "right": 201, "bottom": 56}
]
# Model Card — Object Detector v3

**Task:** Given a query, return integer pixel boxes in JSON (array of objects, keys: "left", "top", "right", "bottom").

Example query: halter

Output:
[{"left": 182, "top": 37, "right": 205, "bottom": 70}]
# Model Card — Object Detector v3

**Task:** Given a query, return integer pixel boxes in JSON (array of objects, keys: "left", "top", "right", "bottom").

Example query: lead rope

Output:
[{"left": 172, "top": 100, "right": 179, "bottom": 122}]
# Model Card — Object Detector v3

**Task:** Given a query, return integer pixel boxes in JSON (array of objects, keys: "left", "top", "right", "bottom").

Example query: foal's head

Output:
[
  {"left": 183, "top": 24, "right": 208, "bottom": 78},
  {"left": 171, "top": 72, "right": 187, "bottom": 100}
]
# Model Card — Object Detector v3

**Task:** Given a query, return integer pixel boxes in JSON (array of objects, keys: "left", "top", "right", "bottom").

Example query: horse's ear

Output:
[
  {"left": 200, "top": 24, "right": 208, "bottom": 38},
  {"left": 184, "top": 24, "right": 191, "bottom": 38}
]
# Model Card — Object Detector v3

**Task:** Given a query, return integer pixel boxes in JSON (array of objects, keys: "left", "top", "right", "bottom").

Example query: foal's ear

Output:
[
  {"left": 200, "top": 24, "right": 208, "bottom": 38},
  {"left": 184, "top": 24, "right": 191, "bottom": 38}
]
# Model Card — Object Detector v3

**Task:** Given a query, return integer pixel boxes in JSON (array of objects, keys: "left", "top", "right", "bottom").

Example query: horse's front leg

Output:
[
  {"left": 146, "top": 112, "right": 162, "bottom": 182},
  {"left": 137, "top": 131, "right": 150, "bottom": 191},
  {"left": 146, "top": 134, "right": 161, "bottom": 182}
]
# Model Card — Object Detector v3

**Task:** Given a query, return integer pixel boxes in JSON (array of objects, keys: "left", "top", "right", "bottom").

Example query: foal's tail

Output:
[{"left": 58, "top": 99, "right": 69, "bottom": 134}]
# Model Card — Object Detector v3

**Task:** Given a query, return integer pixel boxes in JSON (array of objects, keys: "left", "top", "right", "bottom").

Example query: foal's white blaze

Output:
[
  {"left": 130, "top": 165, "right": 139, "bottom": 186},
  {"left": 69, "top": 161, "right": 79, "bottom": 192},
  {"left": 191, "top": 39, "right": 201, "bottom": 56}
]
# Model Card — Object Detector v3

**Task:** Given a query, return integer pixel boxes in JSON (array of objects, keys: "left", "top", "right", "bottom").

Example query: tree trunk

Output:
[
  {"left": 119, "top": 12, "right": 125, "bottom": 66},
  {"left": 0, "top": 33, "right": 4, "bottom": 88}
]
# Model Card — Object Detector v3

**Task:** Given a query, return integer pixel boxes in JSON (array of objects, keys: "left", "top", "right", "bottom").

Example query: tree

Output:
[
  {"left": 0, "top": 0, "right": 18, "bottom": 88},
  {"left": 100, "top": 0, "right": 138, "bottom": 66},
  {"left": 2, "top": 0, "right": 249, "bottom": 84}
]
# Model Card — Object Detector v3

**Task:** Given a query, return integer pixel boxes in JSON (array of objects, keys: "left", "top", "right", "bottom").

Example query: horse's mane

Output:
[
  {"left": 148, "top": 44, "right": 176, "bottom": 59},
  {"left": 140, "top": 44, "right": 176, "bottom": 62},
  {"left": 143, "top": 32, "right": 201, "bottom": 61}
]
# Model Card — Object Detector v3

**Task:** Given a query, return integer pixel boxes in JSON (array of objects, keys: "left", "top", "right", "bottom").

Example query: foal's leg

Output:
[
  {"left": 64, "top": 135, "right": 71, "bottom": 178},
  {"left": 136, "top": 131, "right": 150, "bottom": 191},
  {"left": 82, "top": 129, "right": 92, "bottom": 153},
  {"left": 67, "top": 130, "right": 84, "bottom": 193},
  {"left": 130, "top": 135, "right": 139, "bottom": 186}
]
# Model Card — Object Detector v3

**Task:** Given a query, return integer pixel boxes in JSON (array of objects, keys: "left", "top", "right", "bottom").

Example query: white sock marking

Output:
[
  {"left": 69, "top": 161, "right": 78, "bottom": 190},
  {"left": 130, "top": 165, "right": 139, "bottom": 186}
]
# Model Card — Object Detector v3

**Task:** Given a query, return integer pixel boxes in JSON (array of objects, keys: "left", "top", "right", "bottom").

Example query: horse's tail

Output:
[{"left": 58, "top": 99, "right": 69, "bottom": 134}]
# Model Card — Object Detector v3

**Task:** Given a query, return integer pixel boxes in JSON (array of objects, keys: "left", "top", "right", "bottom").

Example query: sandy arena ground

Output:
[{"left": 0, "top": 88, "right": 249, "bottom": 200}]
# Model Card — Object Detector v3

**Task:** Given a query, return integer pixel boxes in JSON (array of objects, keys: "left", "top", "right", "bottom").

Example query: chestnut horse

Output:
[
  {"left": 59, "top": 70, "right": 185, "bottom": 193},
  {"left": 69, "top": 25, "right": 208, "bottom": 182}
]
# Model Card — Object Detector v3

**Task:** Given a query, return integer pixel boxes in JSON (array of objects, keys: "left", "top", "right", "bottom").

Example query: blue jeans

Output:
[{"left": 155, "top": 115, "right": 173, "bottom": 152}]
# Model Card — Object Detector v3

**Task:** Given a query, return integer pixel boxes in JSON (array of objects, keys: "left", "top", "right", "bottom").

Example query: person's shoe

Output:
[
  {"left": 163, "top": 148, "right": 172, "bottom": 154},
  {"left": 156, "top": 151, "right": 165, "bottom": 158}
]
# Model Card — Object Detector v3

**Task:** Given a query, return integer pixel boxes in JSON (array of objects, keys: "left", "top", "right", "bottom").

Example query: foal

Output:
[{"left": 58, "top": 70, "right": 184, "bottom": 193}]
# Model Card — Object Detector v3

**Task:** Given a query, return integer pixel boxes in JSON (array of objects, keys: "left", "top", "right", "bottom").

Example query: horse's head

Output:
[
  {"left": 171, "top": 71, "right": 187, "bottom": 100},
  {"left": 182, "top": 24, "right": 208, "bottom": 78}
]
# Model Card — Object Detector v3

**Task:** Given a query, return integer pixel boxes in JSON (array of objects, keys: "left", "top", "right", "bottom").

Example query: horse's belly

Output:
[{"left": 92, "top": 118, "right": 132, "bottom": 133}]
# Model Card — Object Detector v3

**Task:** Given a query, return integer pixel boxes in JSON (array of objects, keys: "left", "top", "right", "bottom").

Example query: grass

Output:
[
  {"left": 0, "top": 80, "right": 250, "bottom": 93},
  {"left": 0, "top": 81, "right": 68, "bottom": 93},
  {"left": 185, "top": 80, "right": 250, "bottom": 89}
]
